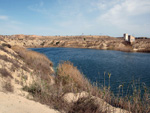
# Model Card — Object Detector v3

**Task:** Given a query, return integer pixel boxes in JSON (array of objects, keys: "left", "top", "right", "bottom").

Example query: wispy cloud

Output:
[
  {"left": 0, "top": 15, "right": 8, "bottom": 20},
  {"left": 98, "top": 0, "right": 150, "bottom": 22},
  {"left": 28, "top": 1, "right": 49, "bottom": 15},
  {"left": 2, "top": 0, "right": 148, "bottom": 36},
  {"left": 96, "top": 0, "right": 150, "bottom": 36}
]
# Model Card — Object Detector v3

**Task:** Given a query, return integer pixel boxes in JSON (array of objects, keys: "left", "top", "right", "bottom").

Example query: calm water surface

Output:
[{"left": 31, "top": 47, "right": 150, "bottom": 94}]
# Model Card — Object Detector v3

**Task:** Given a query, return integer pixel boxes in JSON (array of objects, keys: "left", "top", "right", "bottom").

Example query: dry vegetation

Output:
[
  {"left": 23, "top": 61, "right": 150, "bottom": 113},
  {"left": 23, "top": 61, "right": 93, "bottom": 112},
  {"left": 0, "top": 43, "right": 150, "bottom": 113},
  {"left": 56, "top": 61, "right": 91, "bottom": 92},
  {"left": 11, "top": 46, "right": 54, "bottom": 82},
  {"left": 0, "top": 45, "right": 54, "bottom": 94}
]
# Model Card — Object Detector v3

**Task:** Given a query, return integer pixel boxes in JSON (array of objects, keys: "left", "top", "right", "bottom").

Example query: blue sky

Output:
[{"left": 0, "top": 0, "right": 150, "bottom": 37}]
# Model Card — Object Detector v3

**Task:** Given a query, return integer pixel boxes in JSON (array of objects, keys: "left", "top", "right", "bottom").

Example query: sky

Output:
[{"left": 0, "top": 0, "right": 150, "bottom": 37}]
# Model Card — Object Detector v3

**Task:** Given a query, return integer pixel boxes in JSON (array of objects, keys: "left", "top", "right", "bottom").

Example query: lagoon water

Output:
[{"left": 31, "top": 47, "right": 150, "bottom": 94}]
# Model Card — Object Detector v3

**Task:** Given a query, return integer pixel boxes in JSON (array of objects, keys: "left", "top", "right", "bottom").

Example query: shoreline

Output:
[
  {"left": 1, "top": 34, "right": 150, "bottom": 53},
  {"left": 30, "top": 46, "right": 150, "bottom": 54}
]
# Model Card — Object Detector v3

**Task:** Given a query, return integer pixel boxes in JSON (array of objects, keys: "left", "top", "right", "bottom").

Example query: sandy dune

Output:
[{"left": 0, "top": 92, "right": 60, "bottom": 113}]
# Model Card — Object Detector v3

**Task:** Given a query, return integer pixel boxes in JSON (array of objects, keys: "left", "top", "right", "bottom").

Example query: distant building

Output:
[
  {"left": 124, "top": 33, "right": 129, "bottom": 41},
  {"left": 124, "top": 33, "right": 135, "bottom": 44}
]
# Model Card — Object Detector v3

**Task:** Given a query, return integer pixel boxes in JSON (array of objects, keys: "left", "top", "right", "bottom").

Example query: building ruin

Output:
[{"left": 124, "top": 33, "right": 135, "bottom": 44}]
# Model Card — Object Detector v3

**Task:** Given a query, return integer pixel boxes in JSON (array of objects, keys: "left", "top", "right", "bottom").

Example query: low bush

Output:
[
  {"left": 56, "top": 61, "right": 91, "bottom": 92},
  {"left": 23, "top": 82, "right": 41, "bottom": 94}
]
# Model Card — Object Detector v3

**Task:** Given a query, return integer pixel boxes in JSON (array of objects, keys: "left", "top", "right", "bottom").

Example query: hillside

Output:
[
  {"left": 0, "top": 42, "right": 59, "bottom": 113},
  {"left": 0, "top": 40, "right": 149, "bottom": 113},
  {"left": 0, "top": 92, "right": 59, "bottom": 113},
  {"left": 1, "top": 34, "right": 150, "bottom": 52},
  {"left": 0, "top": 42, "right": 132, "bottom": 113}
]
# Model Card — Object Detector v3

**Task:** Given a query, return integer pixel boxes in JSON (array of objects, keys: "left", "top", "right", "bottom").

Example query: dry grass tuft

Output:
[
  {"left": 99, "top": 81, "right": 150, "bottom": 113},
  {"left": 56, "top": 61, "right": 91, "bottom": 92}
]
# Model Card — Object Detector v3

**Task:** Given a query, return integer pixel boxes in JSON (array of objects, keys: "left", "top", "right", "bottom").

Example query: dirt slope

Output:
[{"left": 0, "top": 92, "right": 59, "bottom": 113}]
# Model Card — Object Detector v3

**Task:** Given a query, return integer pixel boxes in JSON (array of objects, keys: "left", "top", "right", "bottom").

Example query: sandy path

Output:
[{"left": 0, "top": 92, "right": 60, "bottom": 113}]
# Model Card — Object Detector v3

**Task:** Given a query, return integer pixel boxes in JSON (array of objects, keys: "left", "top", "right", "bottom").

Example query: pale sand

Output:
[{"left": 0, "top": 92, "right": 60, "bottom": 113}]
